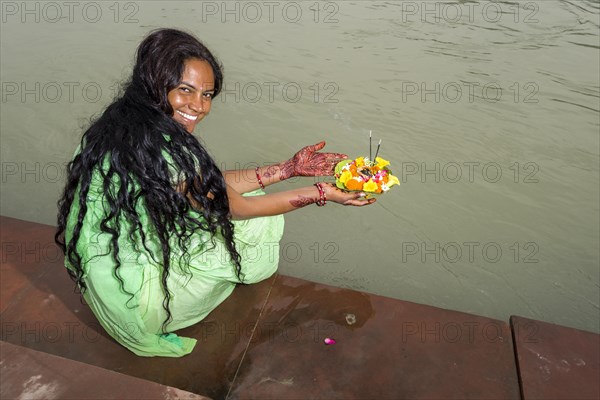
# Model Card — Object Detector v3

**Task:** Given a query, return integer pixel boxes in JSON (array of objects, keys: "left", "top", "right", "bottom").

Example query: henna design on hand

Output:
[
  {"left": 279, "top": 159, "right": 295, "bottom": 181},
  {"left": 262, "top": 164, "right": 280, "bottom": 179},
  {"left": 280, "top": 141, "right": 347, "bottom": 180},
  {"left": 289, "top": 195, "right": 316, "bottom": 208}
]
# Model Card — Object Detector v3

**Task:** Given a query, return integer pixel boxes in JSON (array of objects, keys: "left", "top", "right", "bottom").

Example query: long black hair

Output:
[{"left": 55, "top": 28, "right": 242, "bottom": 332}]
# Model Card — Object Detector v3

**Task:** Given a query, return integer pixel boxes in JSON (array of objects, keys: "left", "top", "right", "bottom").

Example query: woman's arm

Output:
[
  {"left": 221, "top": 161, "right": 290, "bottom": 193},
  {"left": 222, "top": 141, "right": 347, "bottom": 193},
  {"left": 226, "top": 182, "right": 375, "bottom": 220}
]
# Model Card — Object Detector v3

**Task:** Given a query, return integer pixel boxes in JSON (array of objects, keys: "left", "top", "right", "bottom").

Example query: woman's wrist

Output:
[
  {"left": 313, "top": 182, "right": 327, "bottom": 206},
  {"left": 255, "top": 161, "right": 295, "bottom": 187},
  {"left": 278, "top": 159, "right": 295, "bottom": 181},
  {"left": 287, "top": 184, "right": 326, "bottom": 209},
  {"left": 255, "top": 167, "right": 265, "bottom": 189}
]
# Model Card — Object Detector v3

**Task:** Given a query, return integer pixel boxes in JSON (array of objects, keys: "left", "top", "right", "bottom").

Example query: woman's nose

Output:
[{"left": 188, "top": 95, "right": 205, "bottom": 112}]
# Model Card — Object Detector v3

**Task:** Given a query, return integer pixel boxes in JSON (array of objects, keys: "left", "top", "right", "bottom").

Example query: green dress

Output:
[{"left": 64, "top": 153, "right": 284, "bottom": 357}]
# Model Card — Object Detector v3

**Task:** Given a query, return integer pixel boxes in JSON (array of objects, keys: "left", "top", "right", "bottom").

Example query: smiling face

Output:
[{"left": 167, "top": 58, "right": 215, "bottom": 133}]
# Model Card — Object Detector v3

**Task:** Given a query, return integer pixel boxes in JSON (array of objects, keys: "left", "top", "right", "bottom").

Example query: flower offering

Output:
[{"left": 335, "top": 156, "right": 400, "bottom": 194}]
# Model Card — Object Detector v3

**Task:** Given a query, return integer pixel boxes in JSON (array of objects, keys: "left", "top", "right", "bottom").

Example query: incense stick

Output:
[
  {"left": 374, "top": 139, "right": 382, "bottom": 163},
  {"left": 369, "top": 130, "right": 372, "bottom": 164}
]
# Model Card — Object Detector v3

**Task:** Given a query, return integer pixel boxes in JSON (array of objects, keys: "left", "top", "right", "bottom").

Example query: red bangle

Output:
[
  {"left": 255, "top": 167, "right": 265, "bottom": 190},
  {"left": 314, "top": 183, "right": 326, "bottom": 206}
]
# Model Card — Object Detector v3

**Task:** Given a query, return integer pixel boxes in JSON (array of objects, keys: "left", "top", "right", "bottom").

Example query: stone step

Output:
[{"left": 1, "top": 340, "right": 210, "bottom": 400}]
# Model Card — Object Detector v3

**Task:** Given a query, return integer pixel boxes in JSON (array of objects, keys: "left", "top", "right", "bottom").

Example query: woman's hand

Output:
[
  {"left": 280, "top": 141, "right": 347, "bottom": 180},
  {"left": 225, "top": 181, "right": 375, "bottom": 220},
  {"left": 224, "top": 141, "right": 346, "bottom": 193},
  {"left": 321, "top": 182, "right": 376, "bottom": 206}
]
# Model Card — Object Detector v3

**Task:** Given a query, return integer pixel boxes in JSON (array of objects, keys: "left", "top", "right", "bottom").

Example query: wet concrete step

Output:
[
  {"left": 227, "top": 274, "right": 520, "bottom": 399},
  {"left": 511, "top": 316, "right": 600, "bottom": 400},
  {"left": 1, "top": 340, "right": 209, "bottom": 400}
]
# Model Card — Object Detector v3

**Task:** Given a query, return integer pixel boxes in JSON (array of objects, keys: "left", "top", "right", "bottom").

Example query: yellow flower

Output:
[
  {"left": 339, "top": 170, "right": 353, "bottom": 184},
  {"left": 375, "top": 157, "right": 390, "bottom": 168},
  {"left": 355, "top": 157, "right": 365, "bottom": 168},
  {"left": 386, "top": 174, "right": 400, "bottom": 187},
  {"left": 363, "top": 180, "right": 379, "bottom": 192}
]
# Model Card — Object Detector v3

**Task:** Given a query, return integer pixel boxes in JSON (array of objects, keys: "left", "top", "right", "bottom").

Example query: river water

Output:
[{"left": 1, "top": 1, "right": 599, "bottom": 333}]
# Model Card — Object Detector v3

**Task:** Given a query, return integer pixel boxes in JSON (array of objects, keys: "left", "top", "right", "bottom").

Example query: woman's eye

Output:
[
  {"left": 180, "top": 87, "right": 191, "bottom": 93},
  {"left": 204, "top": 92, "right": 214, "bottom": 99}
]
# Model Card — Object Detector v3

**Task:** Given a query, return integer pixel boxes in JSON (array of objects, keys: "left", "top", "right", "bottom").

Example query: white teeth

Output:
[{"left": 177, "top": 110, "right": 198, "bottom": 121}]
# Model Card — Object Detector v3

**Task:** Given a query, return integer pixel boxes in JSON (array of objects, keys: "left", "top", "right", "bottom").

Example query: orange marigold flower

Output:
[{"left": 346, "top": 178, "right": 364, "bottom": 191}]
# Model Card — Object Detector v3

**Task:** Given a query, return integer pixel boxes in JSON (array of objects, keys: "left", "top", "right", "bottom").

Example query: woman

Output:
[{"left": 55, "top": 28, "right": 374, "bottom": 357}]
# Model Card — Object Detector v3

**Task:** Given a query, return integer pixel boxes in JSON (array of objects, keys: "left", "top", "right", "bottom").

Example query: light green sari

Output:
[{"left": 65, "top": 152, "right": 284, "bottom": 357}]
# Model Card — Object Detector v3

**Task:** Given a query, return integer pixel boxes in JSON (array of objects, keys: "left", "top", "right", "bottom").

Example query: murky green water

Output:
[{"left": 1, "top": 1, "right": 599, "bottom": 333}]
